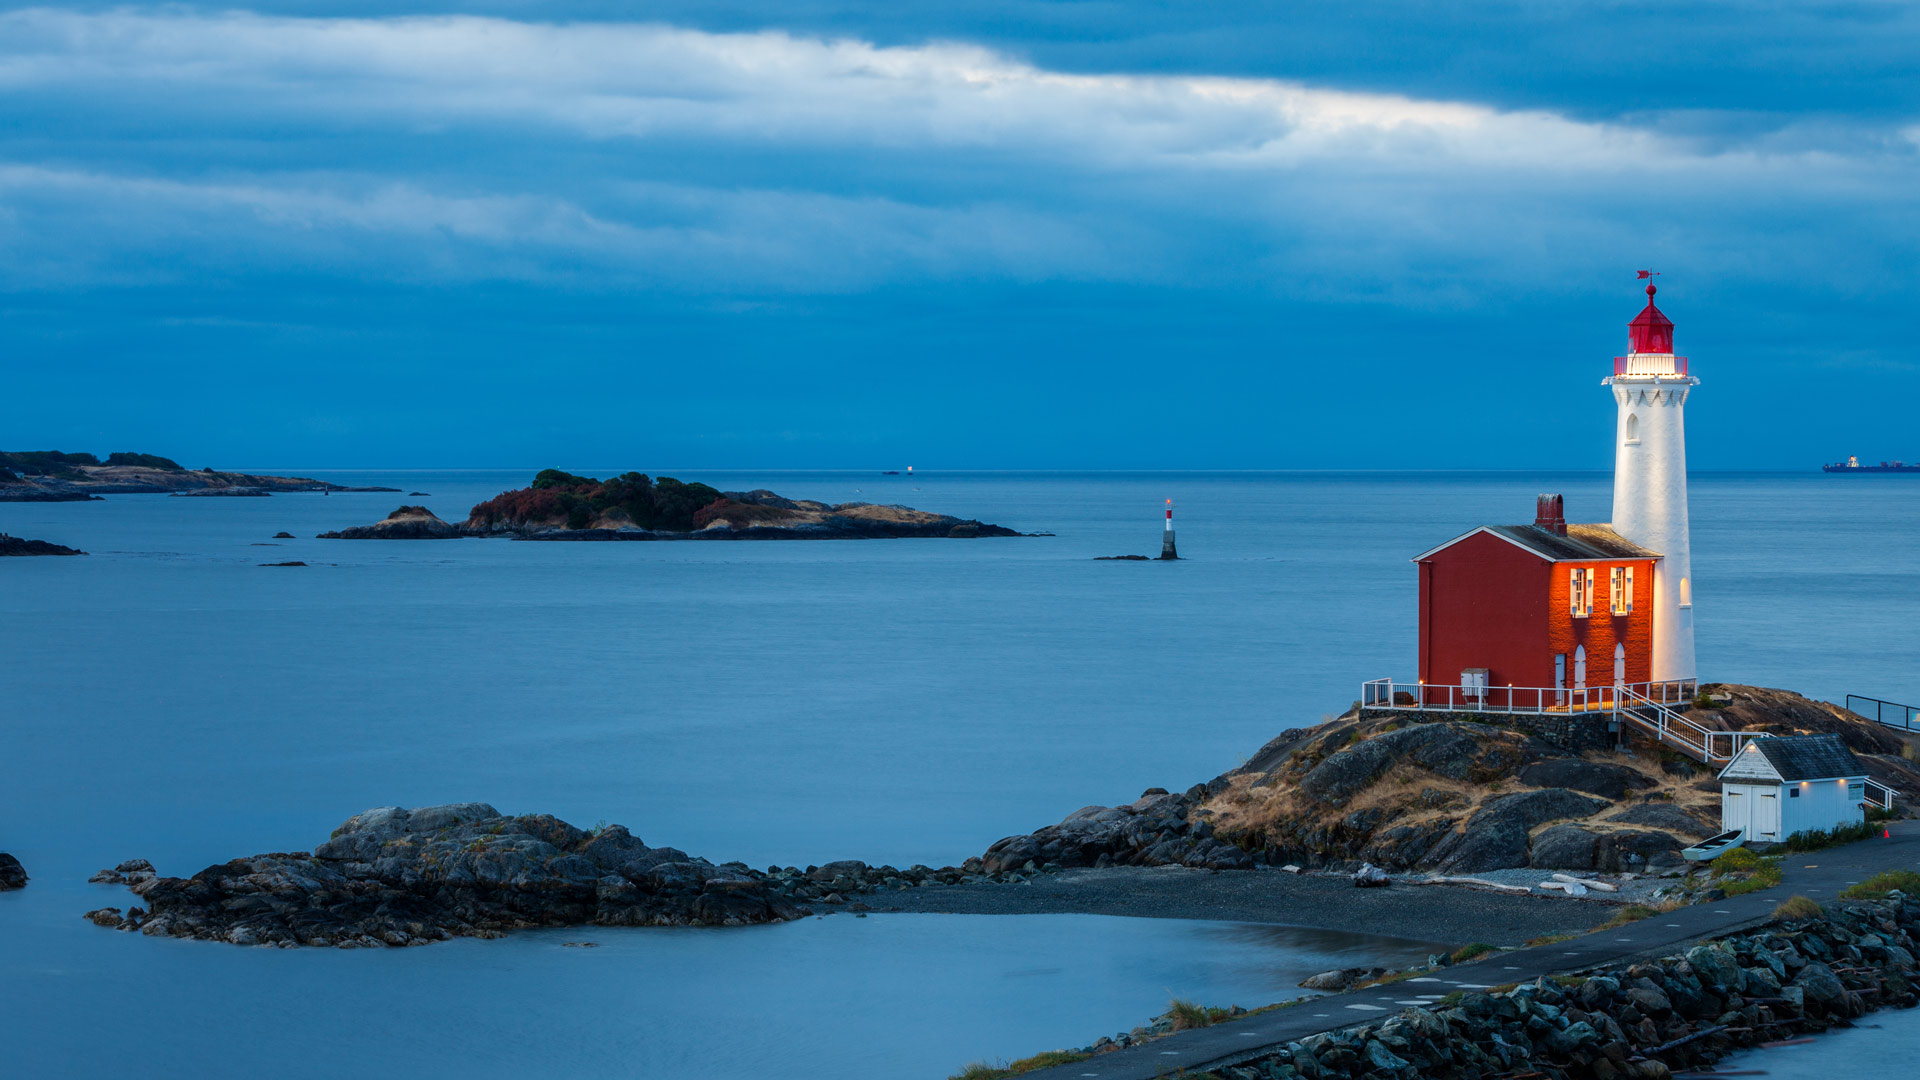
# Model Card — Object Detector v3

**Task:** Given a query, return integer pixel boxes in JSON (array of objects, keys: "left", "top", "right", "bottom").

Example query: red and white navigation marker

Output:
[{"left": 1160, "top": 498, "right": 1178, "bottom": 560}]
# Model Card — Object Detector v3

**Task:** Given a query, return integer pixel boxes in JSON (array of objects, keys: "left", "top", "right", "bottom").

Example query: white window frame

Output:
[
  {"left": 1570, "top": 567, "right": 1592, "bottom": 618},
  {"left": 1610, "top": 565, "right": 1634, "bottom": 616}
]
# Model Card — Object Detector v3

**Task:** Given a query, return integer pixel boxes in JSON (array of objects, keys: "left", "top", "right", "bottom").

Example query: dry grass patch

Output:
[
  {"left": 1840, "top": 870, "right": 1920, "bottom": 900},
  {"left": 1773, "top": 895, "right": 1826, "bottom": 920},
  {"left": 949, "top": 1050, "right": 1092, "bottom": 1079},
  {"left": 1168, "top": 998, "right": 1234, "bottom": 1030}
]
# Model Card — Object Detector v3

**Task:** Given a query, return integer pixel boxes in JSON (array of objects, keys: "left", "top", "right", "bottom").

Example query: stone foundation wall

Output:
[{"left": 1360, "top": 707, "right": 1615, "bottom": 754}]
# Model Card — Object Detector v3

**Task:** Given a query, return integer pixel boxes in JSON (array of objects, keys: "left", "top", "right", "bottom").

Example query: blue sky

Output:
[{"left": 1, "top": 2, "right": 1916, "bottom": 469}]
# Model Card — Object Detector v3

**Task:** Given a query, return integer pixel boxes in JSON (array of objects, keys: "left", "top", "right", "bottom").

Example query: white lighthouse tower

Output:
[{"left": 1604, "top": 279, "right": 1697, "bottom": 684}]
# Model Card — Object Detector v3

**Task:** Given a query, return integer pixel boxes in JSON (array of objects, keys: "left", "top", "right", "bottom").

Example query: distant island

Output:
[
  {"left": 0, "top": 450, "right": 399, "bottom": 499},
  {"left": 322, "top": 470, "right": 1026, "bottom": 540}
]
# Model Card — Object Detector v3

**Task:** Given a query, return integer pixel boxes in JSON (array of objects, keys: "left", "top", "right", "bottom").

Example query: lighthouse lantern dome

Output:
[{"left": 1628, "top": 283, "right": 1675, "bottom": 355}]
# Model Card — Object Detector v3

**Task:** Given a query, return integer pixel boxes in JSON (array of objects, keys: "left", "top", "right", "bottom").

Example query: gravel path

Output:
[{"left": 857, "top": 865, "right": 1617, "bottom": 946}]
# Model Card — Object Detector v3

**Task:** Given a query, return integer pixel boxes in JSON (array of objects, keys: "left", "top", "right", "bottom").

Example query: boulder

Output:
[
  {"left": 0, "top": 852, "right": 26, "bottom": 890},
  {"left": 1792, "top": 961, "right": 1847, "bottom": 1007},
  {"left": 1529, "top": 825, "right": 1599, "bottom": 870},
  {"left": 1594, "top": 830, "right": 1683, "bottom": 871}
]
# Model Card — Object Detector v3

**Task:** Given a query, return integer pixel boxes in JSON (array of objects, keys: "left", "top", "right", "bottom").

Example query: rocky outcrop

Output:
[
  {"left": 0, "top": 533, "right": 85, "bottom": 556},
  {"left": 86, "top": 804, "right": 805, "bottom": 946},
  {"left": 1184, "top": 685, "right": 1916, "bottom": 875},
  {"left": 1517, "top": 759, "right": 1654, "bottom": 800},
  {"left": 1297, "top": 724, "right": 1516, "bottom": 807},
  {"left": 979, "top": 788, "right": 1255, "bottom": 874},
  {"left": 1141, "top": 894, "right": 1920, "bottom": 1080},
  {"left": 318, "top": 506, "right": 468, "bottom": 540},
  {"left": 0, "top": 852, "right": 26, "bottom": 889},
  {"left": 1606, "top": 802, "right": 1716, "bottom": 838},
  {"left": 1425, "top": 789, "right": 1613, "bottom": 872}
]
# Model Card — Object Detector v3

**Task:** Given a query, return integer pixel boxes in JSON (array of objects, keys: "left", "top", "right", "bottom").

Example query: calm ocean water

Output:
[{"left": 4, "top": 470, "right": 1918, "bottom": 1077}]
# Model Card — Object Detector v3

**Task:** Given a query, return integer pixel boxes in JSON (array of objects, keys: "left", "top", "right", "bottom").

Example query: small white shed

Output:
[{"left": 1717, "top": 734, "right": 1869, "bottom": 843}]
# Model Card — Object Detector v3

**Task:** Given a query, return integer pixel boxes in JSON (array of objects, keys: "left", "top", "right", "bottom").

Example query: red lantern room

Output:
[{"left": 1627, "top": 283, "right": 1674, "bottom": 354}]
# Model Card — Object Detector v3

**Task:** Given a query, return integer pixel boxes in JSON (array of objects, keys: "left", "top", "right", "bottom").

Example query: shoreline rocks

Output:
[
  {"left": 0, "top": 852, "right": 26, "bottom": 889},
  {"left": 1041, "top": 893, "right": 1920, "bottom": 1080}
]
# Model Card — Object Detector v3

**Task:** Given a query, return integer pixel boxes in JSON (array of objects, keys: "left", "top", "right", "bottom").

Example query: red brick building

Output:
[{"left": 1409, "top": 495, "right": 1659, "bottom": 709}]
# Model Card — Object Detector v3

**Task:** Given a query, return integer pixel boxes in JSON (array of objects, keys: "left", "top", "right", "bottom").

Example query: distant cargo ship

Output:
[{"left": 1824, "top": 455, "right": 1920, "bottom": 473}]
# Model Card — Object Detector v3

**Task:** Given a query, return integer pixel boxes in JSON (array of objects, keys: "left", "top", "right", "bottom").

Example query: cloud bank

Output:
[{"left": 0, "top": 8, "right": 1912, "bottom": 296}]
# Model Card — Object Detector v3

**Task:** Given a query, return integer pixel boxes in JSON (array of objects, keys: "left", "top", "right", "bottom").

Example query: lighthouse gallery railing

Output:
[{"left": 1361, "top": 678, "right": 1695, "bottom": 715}]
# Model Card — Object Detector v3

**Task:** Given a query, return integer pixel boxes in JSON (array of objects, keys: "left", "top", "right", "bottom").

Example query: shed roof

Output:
[
  {"left": 1414, "top": 523, "right": 1661, "bottom": 563},
  {"left": 1752, "top": 735, "right": 1867, "bottom": 781}
]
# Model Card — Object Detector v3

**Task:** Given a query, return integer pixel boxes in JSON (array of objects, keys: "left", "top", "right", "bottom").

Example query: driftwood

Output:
[
  {"left": 1639, "top": 1024, "right": 1729, "bottom": 1057},
  {"left": 1428, "top": 875, "right": 1530, "bottom": 892},
  {"left": 1551, "top": 873, "right": 1620, "bottom": 893}
]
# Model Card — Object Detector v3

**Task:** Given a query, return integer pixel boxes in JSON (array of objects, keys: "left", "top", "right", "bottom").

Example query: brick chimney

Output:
[{"left": 1535, "top": 494, "right": 1567, "bottom": 535}]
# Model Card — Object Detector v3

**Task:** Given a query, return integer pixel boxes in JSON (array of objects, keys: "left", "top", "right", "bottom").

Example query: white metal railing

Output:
[
  {"left": 1361, "top": 678, "right": 1695, "bottom": 716},
  {"left": 1865, "top": 779, "right": 1898, "bottom": 812},
  {"left": 1610, "top": 686, "right": 1764, "bottom": 763}
]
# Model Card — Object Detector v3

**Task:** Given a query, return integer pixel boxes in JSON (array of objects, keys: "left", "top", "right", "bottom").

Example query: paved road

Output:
[{"left": 1020, "top": 821, "right": 1920, "bottom": 1080}]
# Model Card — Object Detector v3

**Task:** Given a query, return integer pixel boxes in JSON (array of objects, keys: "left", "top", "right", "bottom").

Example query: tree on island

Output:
[{"left": 471, "top": 470, "right": 726, "bottom": 532}]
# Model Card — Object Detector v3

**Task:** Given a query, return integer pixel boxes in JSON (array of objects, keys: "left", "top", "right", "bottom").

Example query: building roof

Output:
[
  {"left": 1414, "top": 523, "right": 1661, "bottom": 563},
  {"left": 1751, "top": 734, "right": 1867, "bottom": 782}
]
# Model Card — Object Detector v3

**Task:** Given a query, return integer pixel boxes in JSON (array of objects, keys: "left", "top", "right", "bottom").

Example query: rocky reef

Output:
[
  {"left": 1148, "top": 893, "right": 1920, "bottom": 1080},
  {"left": 317, "top": 506, "right": 468, "bottom": 539},
  {"left": 0, "top": 852, "right": 26, "bottom": 890},
  {"left": 0, "top": 533, "right": 85, "bottom": 556},
  {"left": 977, "top": 685, "right": 1917, "bottom": 876},
  {"left": 82, "top": 804, "right": 805, "bottom": 946}
]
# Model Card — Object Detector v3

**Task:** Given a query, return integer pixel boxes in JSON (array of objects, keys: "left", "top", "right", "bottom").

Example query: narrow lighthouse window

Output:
[{"left": 1625, "top": 413, "right": 1640, "bottom": 444}]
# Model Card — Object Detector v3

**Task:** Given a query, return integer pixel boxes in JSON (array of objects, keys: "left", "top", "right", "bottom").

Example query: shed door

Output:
[
  {"left": 1723, "top": 788, "right": 1744, "bottom": 833},
  {"left": 1756, "top": 791, "right": 1780, "bottom": 839}
]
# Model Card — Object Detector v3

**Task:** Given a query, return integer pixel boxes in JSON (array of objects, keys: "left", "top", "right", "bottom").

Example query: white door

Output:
[
  {"left": 1574, "top": 646, "right": 1587, "bottom": 691},
  {"left": 1723, "top": 788, "right": 1745, "bottom": 833},
  {"left": 1554, "top": 653, "right": 1567, "bottom": 705},
  {"left": 1614, "top": 642, "right": 1627, "bottom": 689},
  {"left": 1756, "top": 792, "right": 1780, "bottom": 839}
]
